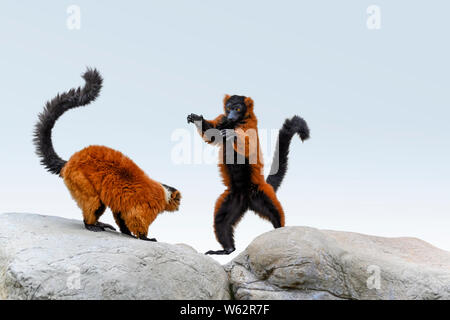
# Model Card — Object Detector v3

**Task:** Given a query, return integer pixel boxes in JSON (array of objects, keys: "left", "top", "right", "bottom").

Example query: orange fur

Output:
[
  {"left": 198, "top": 114, "right": 225, "bottom": 145},
  {"left": 61, "top": 145, "right": 180, "bottom": 237}
]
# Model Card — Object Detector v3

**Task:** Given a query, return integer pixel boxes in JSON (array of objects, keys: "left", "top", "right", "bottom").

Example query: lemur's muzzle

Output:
[{"left": 227, "top": 110, "right": 239, "bottom": 121}]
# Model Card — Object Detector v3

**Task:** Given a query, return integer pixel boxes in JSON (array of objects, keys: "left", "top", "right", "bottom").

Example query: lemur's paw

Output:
[
  {"left": 95, "top": 221, "right": 116, "bottom": 231},
  {"left": 139, "top": 235, "right": 158, "bottom": 242},
  {"left": 187, "top": 113, "right": 203, "bottom": 124},
  {"left": 220, "top": 129, "right": 237, "bottom": 141},
  {"left": 84, "top": 223, "right": 105, "bottom": 232},
  {"left": 205, "top": 247, "right": 235, "bottom": 255}
]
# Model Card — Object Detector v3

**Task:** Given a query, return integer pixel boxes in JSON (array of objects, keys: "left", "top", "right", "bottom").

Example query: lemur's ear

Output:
[
  {"left": 223, "top": 94, "right": 231, "bottom": 112},
  {"left": 223, "top": 94, "right": 231, "bottom": 105},
  {"left": 244, "top": 97, "right": 254, "bottom": 111}
]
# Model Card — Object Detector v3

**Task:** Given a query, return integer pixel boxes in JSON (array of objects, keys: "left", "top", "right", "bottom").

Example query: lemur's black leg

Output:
[
  {"left": 249, "top": 191, "right": 282, "bottom": 228},
  {"left": 206, "top": 193, "right": 247, "bottom": 255},
  {"left": 113, "top": 212, "right": 132, "bottom": 236},
  {"left": 85, "top": 202, "right": 116, "bottom": 232},
  {"left": 95, "top": 202, "right": 115, "bottom": 231}
]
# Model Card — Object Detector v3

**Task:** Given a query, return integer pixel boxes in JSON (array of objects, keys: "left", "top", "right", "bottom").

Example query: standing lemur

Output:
[
  {"left": 34, "top": 68, "right": 181, "bottom": 241},
  {"left": 187, "top": 95, "right": 310, "bottom": 255}
]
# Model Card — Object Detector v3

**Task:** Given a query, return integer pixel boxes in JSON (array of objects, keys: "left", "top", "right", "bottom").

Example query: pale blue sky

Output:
[{"left": 0, "top": 1, "right": 449, "bottom": 263}]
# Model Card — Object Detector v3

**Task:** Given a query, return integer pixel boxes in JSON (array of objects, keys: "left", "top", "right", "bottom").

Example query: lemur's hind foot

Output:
[
  {"left": 84, "top": 222, "right": 104, "bottom": 232},
  {"left": 139, "top": 236, "right": 157, "bottom": 242},
  {"left": 95, "top": 221, "right": 116, "bottom": 231},
  {"left": 84, "top": 221, "right": 116, "bottom": 232},
  {"left": 205, "top": 248, "right": 235, "bottom": 255}
]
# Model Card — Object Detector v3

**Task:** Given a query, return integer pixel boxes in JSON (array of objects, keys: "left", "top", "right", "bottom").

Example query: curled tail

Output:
[
  {"left": 33, "top": 68, "right": 103, "bottom": 176},
  {"left": 266, "top": 115, "right": 310, "bottom": 192}
]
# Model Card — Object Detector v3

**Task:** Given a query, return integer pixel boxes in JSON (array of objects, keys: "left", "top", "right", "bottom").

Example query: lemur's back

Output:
[{"left": 61, "top": 145, "right": 166, "bottom": 213}]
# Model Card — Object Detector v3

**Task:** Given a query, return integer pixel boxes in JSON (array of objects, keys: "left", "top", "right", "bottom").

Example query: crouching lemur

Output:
[
  {"left": 187, "top": 95, "right": 310, "bottom": 255},
  {"left": 34, "top": 68, "right": 181, "bottom": 241}
]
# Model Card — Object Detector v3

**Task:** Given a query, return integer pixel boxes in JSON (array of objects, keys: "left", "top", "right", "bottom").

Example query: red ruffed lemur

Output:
[
  {"left": 187, "top": 95, "right": 310, "bottom": 255},
  {"left": 34, "top": 68, "right": 181, "bottom": 241}
]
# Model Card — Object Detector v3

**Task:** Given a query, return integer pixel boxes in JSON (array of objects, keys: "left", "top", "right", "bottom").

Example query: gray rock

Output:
[
  {"left": 225, "top": 227, "right": 450, "bottom": 300},
  {"left": 0, "top": 213, "right": 230, "bottom": 300}
]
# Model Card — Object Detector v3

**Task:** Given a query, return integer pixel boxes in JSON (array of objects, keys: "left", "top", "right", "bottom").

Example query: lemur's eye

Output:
[{"left": 237, "top": 108, "right": 241, "bottom": 112}]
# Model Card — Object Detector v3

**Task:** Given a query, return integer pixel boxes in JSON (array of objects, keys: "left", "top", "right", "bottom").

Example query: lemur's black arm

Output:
[{"left": 187, "top": 113, "right": 231, "bottom": 144}]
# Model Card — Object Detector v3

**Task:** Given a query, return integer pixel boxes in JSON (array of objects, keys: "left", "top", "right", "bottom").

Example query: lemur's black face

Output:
[{"left": 225, "top": 95, "right": 247, "bottom": 122}]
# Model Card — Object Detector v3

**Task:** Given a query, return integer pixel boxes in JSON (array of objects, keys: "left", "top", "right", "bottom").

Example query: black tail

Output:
[
  {"left": 33, "top": 68, "right": 103, "bottom": 176},
  {"left": 266, "top": 115, "right": 310, "bottom": 192}
]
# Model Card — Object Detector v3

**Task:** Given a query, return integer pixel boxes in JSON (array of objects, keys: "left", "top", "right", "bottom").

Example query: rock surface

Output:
[
  {"left": 225, "top": 226, "right": 450, "bottom": 300},
  {"left": 0, "top": 213, "right": 229, "bottom": 300},
  {"left": 2, "top": 213, "right": 449, "bottom": 300}
]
